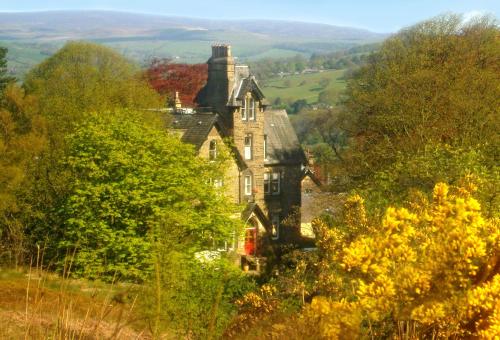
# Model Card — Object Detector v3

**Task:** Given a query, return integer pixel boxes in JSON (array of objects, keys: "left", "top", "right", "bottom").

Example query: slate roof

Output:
[
  {"left": 169, "top": 110, "right": 306, "bottom": 167},
  {"left": 169, "top": 113, "right": 248, "bottom": 170},
  {"left": 228, "top": 67, "right": 269, "bottom": 107},
  {"left": 264, "top": 110, "right": 307, "bottom": 165},
  {"left": 170, "top": 113, "right": 220, "bottom": 149}
]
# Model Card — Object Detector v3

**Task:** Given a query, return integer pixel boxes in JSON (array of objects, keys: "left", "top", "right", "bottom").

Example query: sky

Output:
[{"left": 0, "top": 0, "right": 498, "bottom": 32}]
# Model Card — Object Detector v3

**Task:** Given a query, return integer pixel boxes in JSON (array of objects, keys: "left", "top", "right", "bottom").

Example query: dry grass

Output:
[{"left": 0, "top": 267, "right": 152, "bottom": 339}]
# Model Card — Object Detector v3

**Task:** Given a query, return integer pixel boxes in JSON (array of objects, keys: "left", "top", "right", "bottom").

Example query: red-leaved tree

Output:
[{"left": 145, "top": 58, "right": 208, "bottom": 107}]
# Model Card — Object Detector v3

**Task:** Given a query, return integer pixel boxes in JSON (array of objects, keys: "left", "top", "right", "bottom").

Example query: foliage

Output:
[
  {"left": 144, "top": 58, "right": 207, "bottom": 106},
  {"left": 23, "top": 41, "right": 161, "bottom": 131},
  {"left": 291, "top": 108, "right": 347, "bottom": 161},
  {"left": 359, "top": 144, "right": 500, "bottom": 217},
  {"left": 0, "top": 84, "right": 46, "bottom": 265},
  {"left": 342, "top": 14, "right": 500, "bottom": 182},
  {"left": 142, "top": 253, "right": 255, "bottom": 339},
  {"left": 238, "top": 183, "right": 500, "bottom": 339},
  {"left": 0, "top": 46, "right": 15, "bottom": 96},
  {"left": 39, "top": 109, "right": 236, "bottom": 280}
]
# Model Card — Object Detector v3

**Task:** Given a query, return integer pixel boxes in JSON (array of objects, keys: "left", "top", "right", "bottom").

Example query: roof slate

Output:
[
  {"left": 264, "top": 110, "right": 307, "bottom": 165},
  {"left": 169, "top": 113, "right": 248, "bottom": 170},
  {"left": 169, "top": 110, "right": 306, "bottom": 166},
  {"left": 170, "top": 113, "right": 219, "bottom": 149}
]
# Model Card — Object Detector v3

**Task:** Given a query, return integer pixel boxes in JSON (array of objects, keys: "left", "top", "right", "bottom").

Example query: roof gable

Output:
[
  {"left": 241, "top": 202, "right": 272, "bottom": 229},
  {"left": 169, "top": 113, "right": 248, "bottom": 170}
]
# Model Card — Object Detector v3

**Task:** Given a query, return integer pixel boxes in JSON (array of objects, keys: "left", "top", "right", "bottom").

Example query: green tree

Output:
[
  {"left": 340, "top": 14, "right": 499, "bottom": 209},
  {"left": 344, "top": 14, "right": 499, "bottom": 177},
  {"left": 24, "top": 41, "right": 161, "bottom": 132},
  {"left": 21, "top": 42, "right": 164, "bottom": 266},
  {"left": 0, "top": 84, "right": 47, "bottom": 265},
  {"left": 0, "top": 47, "right": 15, "bottom": 96},
  {"left": 43, "top": 109, "right": 237, "bottom": 280}
]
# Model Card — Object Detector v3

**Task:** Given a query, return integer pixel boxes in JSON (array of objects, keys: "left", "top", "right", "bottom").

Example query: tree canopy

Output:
[
  {"left": 39, "top": 109, "right": 237, "bottom": 280},
  {"left": 343, "top": 14, "right": 499, "bottom": 176},
  {"left": 0, "top": 47, "right": 15, "bottom": 96},
  {"left": 145, "top": 58, "right": 207, "bottom": 107},
  {"left": 24, "top": 41, "right": 161, "bottom": 130},
  {"left": 326, "top": 14, "right": 500, "bottom": 211}
]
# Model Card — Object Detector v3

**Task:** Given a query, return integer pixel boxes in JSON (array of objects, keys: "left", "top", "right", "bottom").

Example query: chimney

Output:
[
  {"left": 174, "top": 91, "right": 182, "bottom": 109},
  {"left": 197, "top": 44, "right": 235, "bottom": 117}
]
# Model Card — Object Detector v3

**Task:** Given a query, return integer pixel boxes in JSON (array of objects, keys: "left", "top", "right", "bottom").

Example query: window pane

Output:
[
  {"left": 263, "top": 173, "right": 270, "bottom": 193},
  {"left": 249, "top": 98, "right": 255, "bottom": 120},
  {"left": 244, "top": 135, "right": 252, "bottom": 160},
  {"left": 244, "top": 175, "right": 252, "bottom": 195},
  {"left": 241, "top": 102, "right": 247, "bottom": 120},
  {"left": 271, "top": 172, "right": 280, "bottom": 194},
  {"left": 209, "top": 140, "right": 217, "bottom": 160}
]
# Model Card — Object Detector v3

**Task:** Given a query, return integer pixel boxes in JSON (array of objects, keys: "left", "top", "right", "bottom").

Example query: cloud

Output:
[{"left": 463, "top": 10, "right": 488, "bottom": 22}]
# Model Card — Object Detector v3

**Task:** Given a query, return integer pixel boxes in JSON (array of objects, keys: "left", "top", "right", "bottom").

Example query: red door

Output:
[{"left": 244, "top": 228, "right": 257, "bottom": 255}]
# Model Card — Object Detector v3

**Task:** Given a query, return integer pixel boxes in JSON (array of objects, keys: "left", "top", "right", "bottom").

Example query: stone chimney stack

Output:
[{"left": 197, "top": 44, "right": 235, "bottom": 118}]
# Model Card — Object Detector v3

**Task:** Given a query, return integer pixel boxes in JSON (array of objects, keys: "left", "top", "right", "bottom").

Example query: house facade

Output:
[{"left": 169, "top": 45, "right": 308, "bottom": 268}]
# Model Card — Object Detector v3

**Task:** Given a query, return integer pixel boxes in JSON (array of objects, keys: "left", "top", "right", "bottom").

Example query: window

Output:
[
  {"left": 263, "top": 173, "right": 270, "bottom": 194},
  {"left": 271, "top": 172, "right": 280, "bottom": 195},
  {"left": 248, "top": 98, "right": 255, "bottom": 120},
  {"left": 241, "top": 102, "right": 247, "bottom": 120},
  {"left": 242, "top": 95, "right": 256, "bottom": 121},
  {"left": 244, "top": 175, "right": 252, "bottom": 196},
  {"left": 244, "top": 134, "right": 252, "bottom": 160},
  {"left": 263, "top": 134, "right": 268, "bottom": 160},
  {"left": 209, "top": 140, "right": 217, "bottom": 160},
  {"left": 271, "top": 214, "right": 280, "bottom": 240},
  {"left": 214, "top": 179, "right": 223, "bottom": 188},
  {"left": 209, "top": 178, "right": 223, "bottom": 188},
  {"left": 264, "top": 172, "right": 281, "bottom": 195}
]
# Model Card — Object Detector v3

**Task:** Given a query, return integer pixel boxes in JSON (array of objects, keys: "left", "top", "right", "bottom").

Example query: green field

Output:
[{"left": 261, "top": 69, "right": 347, "bottom": 104}]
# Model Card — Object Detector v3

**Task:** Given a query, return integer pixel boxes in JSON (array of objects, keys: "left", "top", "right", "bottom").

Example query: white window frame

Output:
[
  {"left": 244, "top": 175, "right": 252, "bottom": 196},
  {"left": 248, "top": 98, "right": 255, "bottom": 120},
  {"left": 241, "top": 98, "right": 247, "bottom": 120},
  {"left": 244, "top": 134, "right": 252, "bottom": 160},
  {"left": 208, "top": 140, "right": 217, "bottom": 160},
  {"left": 271, "top": 214, "right": 280, "bottom": 240},
  {"left": 214, "top": 179, "right": 223, "bottom": 188},
  {"left": 271, "top": 172, "right": 280, "bottom": 195}
]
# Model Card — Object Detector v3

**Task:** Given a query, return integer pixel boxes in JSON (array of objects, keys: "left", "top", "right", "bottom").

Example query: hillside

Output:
[
  {"left": 262, "top": 69, "right": 346, "bottom": 105},
  {"left": 0, "top": 10, "right": 386, "bottom": 77}
]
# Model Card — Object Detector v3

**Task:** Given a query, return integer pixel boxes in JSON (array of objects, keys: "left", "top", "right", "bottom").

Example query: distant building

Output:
[{"left": 169, "top": 45, "right": 318, "bottom": 270}]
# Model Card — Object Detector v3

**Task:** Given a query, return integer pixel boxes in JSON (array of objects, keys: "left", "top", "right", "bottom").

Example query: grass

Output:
[
  {"left": 0, "top": 267, "right": 149, "bottom": 339},
  {"left": 261, "top": 69, "right": 347, "bottom": 105}
]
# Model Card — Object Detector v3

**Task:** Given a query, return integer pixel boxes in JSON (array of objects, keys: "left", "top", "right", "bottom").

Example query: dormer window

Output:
[
  {"left": 241, "top": 102, "right": 247, "bottom": 120},
  {"left": 209, "top": 140, "right": 217, "bottom": 160},
  {"left": 248, "top": 98, "right": 255, "bottom": 120},
  {"left": 242, "top": 95, "right": 256, "bottom": 121}
]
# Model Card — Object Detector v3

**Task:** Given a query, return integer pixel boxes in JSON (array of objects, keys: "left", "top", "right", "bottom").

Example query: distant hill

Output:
[{"left": 0, "top": 10, "right": 387, "bottom": 78}]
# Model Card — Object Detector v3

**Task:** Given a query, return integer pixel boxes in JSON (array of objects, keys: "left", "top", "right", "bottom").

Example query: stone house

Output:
[{"left": 169, "top": 45, "right": 309, "bottom": 269}]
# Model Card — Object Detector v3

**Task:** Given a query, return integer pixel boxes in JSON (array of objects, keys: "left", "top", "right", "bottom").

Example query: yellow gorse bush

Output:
[{"left": 297, "top": 183, "right": 499, "bottom": 339}]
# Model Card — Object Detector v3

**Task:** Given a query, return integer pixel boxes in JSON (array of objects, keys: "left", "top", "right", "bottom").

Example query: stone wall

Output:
[
  {"left": 232, "top": 94, "right": 266, "bottom": 207},
  {"left": 264, "top": 164, "right": 303, "bottom": 242},
  {"left": 198, "top": 126, "right": 240, "bottom": 204}
]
